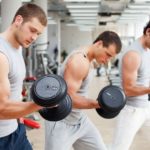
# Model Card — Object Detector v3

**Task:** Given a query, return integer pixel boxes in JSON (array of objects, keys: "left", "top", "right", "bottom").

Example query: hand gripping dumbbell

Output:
[
  {"left": 96, "top": 85, "right": 126, "bottom": 119},
  {"left": 30, "top": 74, "right": 72, "bottom": 121}
]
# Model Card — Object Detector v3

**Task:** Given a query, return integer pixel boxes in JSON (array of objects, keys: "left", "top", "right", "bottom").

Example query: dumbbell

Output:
[
  {"left": 96, "top": 85, "right": 126, "bottom": 119},
  {"left": 30, "top": 74, "right": 72, "bottom": 121}
]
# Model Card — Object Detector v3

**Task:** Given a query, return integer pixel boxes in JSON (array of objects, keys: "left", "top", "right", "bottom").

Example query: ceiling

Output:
[{"left": 47, "top": 0, "right": 150, "bottom": 28}]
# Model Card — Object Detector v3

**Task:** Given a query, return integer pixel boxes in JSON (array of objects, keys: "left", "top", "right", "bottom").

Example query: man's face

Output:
[
  {"left": 15, "top": 16, "right": 46, "bottom": 48},
  {"left": 96, "top": 43, "right": 117, "bottom": 64},
  {"left": 145, "top": 28, "right": 150, "bottom": 49}
]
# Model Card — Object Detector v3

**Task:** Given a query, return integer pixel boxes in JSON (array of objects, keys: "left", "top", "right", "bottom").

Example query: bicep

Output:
[
  {"left": 0, "top": 53, "right": 10, "bottom": 102},
  {"left": 122, "top": 51, "right": 140, "bottom": 89},
  {"left": 64, "top": 56, "right": 88, "bottom": 94}
]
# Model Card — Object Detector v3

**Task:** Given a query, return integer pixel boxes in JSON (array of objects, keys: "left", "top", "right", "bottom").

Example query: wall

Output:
[
  {"left": 61, "top": 24, "right": 93, "bottom": 53},
  {"left": 47, "top": 19, "right": 150, "bottom": 62},
  {"left": 48, "top": 24, "right": 58, "bottom": 53}
]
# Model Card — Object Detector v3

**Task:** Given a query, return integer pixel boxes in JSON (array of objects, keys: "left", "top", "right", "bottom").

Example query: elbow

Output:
[
  {"left": 68, "top": 94, "right": 77, "bottom": 108},
  {"left": 124, "top": 91, "right": 132, "bottom": 97},
  {"left": 67, "top": 92, "right": 80, "bottom": 109},
  {"left": 123, "top": 87, "right": 133, "bottom": 97}
]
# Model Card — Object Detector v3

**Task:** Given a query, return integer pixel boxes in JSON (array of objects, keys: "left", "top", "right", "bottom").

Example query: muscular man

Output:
[
  {"left": 110, "top": 21, "right": 150, "bottom": 150},
  {"left": 0, "top": 3, "right": 47, "bottom": 150},
  {"left": 45, "top": 31, "right": 122, "bottom": 150}
]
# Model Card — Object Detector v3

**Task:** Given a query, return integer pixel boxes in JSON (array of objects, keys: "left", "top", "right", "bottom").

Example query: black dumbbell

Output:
[
  {"left": 39, "top": 94, "right": 72, "bottom": 121},
  {"left": 30, "top": 74, "right": 72, "bottom": 121},
  {"left": 96, "top": 85, "right": 126, "bottom": 119}
]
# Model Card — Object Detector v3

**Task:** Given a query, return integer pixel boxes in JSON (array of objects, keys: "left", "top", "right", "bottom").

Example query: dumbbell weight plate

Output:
[
  {"left": 98, "top": 85, "right": 126, "bottom": 112},
  {"left": 96, "top": 108, "right": 120, "bottom": 119},
  {"left": 31, "top": 74, "right": 67, "bottom": 107},
  {"left": 39, "top": 94, "right": 72, "bottom": 121}
]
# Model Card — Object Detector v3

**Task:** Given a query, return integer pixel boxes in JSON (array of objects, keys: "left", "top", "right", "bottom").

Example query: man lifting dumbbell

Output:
[
  {"left": 30, "top": 75, "right": 125, "bottom": 121},
  {"left": 45, "top": 31, "right": 122, "bottom": 150},
  {"left": 0, "top": 3, "right": 47, "bottom": 150},
  {"left": 109, "top": 20, "right": 150, "bottom": 150}
]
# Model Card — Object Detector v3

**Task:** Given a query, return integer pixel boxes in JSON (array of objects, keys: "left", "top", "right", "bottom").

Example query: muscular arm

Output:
[
  {"left": 0, "top": 53, "right": 42, "bottom": 119},
  {"left": 122, "top": 51, "right": 150, "bottom": 96},
  {"left": 64, "top": 53, "right": 100, "bottom": 109}
]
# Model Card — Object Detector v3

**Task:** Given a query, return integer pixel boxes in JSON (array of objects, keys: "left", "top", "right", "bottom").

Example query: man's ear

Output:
[
  {"left": 95, "top": 40, "right": 103, "bottom": 47},
  {"left": 14, "top": 15, "right": 23, "bottom": 26},
  {"left": 146, "top": 28, "right": 150, "bottom": 37}
]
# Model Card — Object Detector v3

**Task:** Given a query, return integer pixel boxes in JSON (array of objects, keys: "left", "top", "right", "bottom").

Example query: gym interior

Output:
[{"left": 1, "top": 0, "right": 150, "bottom": 150}]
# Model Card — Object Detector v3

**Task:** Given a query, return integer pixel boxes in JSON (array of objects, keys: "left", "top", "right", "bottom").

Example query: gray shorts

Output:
[{"left": 44, "top": 117, "right": 107, "bottom": 150}]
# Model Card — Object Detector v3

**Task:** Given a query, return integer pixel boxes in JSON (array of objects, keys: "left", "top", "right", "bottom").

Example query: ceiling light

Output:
[
  {"left": 64, "top": 0, "right": 101, "bottom": 2},
  {"left": 66, "top": 4, "right": 99, "bottom": 9},
  {"left": 121, "top": 13, "right": 148, "bottom": 17},
  {"left": 71, "top": 13, "right": 97, "bottom": 16},
  {"left": 72, "top": 17, "right": 97, "bottom": 20},
  {"left": 117, "top": 20, "right": 140, "bottom": 24},
  {"left": 66, "top": 23, "right": 78, "bottom": 26},
  {"left": 133, "top": 0, "right": 150, "bottom": 2},
  {"left": 75, "top": 21, "right": 96, "bottom": 25},
  {"left": 69, "top": 9, "right": 98, "bottom": 13},
  {"left": 0, "top": 0, "right": 31, "bottom": 2},
  {"left": 124, "top": 8, "right": 150, "bottom": 14},
  {"left": 22, "top": 0, "right": 32, "bottom": 2},
  {"left": 120, "top": 16, "right": 141, "bottom": 19},
  {"left": 128, "top": 3, "right": 150, "bottom": 9}
]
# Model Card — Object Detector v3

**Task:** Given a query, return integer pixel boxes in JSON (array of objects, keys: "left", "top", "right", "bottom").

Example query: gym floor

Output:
[{"left": 27, "top": 75, "right": 150, "bottom": 150}]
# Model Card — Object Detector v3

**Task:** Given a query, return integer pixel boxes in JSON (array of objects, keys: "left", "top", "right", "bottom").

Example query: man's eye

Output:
[{"left": 31, "top": 30, "right": 36, "bottom": 33}]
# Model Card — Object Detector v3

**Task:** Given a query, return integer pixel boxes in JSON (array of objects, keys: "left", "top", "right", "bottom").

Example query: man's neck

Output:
[{"left": 1, "top": 27, "right": 20, "bottom": 49}]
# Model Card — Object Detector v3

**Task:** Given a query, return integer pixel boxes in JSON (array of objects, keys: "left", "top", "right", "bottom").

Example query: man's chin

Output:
[
  {"left": 98, "top": 60, "right": 103, "bottom": 64},
  {"left": 22, "top": 43, "right": 31, "bottom": 48}
]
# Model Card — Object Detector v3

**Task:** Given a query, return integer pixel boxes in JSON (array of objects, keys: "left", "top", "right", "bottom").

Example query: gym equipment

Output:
[
  {"left": 39, "top": 94, "right": 72, "bottom": 121},
  {"left": 31, "top": 74, "right": 72, "bottom": 121},
  {"left": 96, "top": 109, "right": 120, "bottom": 119},
  {"left": 31, "top": 74, "right": 67, "bottom": 107},
  {"left": 23, "top": 118, "right": 41, "bottom": 129},
  {"left": 96, "top": 85, "right": 126, "bottom": 119}
]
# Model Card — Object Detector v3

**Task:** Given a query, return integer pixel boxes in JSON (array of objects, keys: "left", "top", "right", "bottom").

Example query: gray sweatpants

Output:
[{"left": 44, "top": 116, "right": 107, "bottom": 150}]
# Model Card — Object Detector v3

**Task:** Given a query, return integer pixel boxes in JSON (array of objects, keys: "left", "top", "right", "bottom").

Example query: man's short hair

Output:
[
  {"left": 143, "top": 20, "right": 150, "bottom": 35},
  {"left": 12, "top": 3, "right": 47, "bottom": 26},
  {"left": 93, "top": 31, "right": 122, "bottom": 54}
]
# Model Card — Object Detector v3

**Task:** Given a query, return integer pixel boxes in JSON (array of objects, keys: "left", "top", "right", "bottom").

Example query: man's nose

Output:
[{"left": 32, "top": 34, "right": 38, "bottom": 41}]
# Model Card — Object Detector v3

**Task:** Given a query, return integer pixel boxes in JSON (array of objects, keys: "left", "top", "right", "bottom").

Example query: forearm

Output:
[
  {"left": 70, "top": 93, "right": 100, "bottom": 109},
  {"left": 124, "top": 85, "right": 150, "bottom": 97},
  {"left": 0, "top": 100, "right": 42, "bottom": 119}
]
